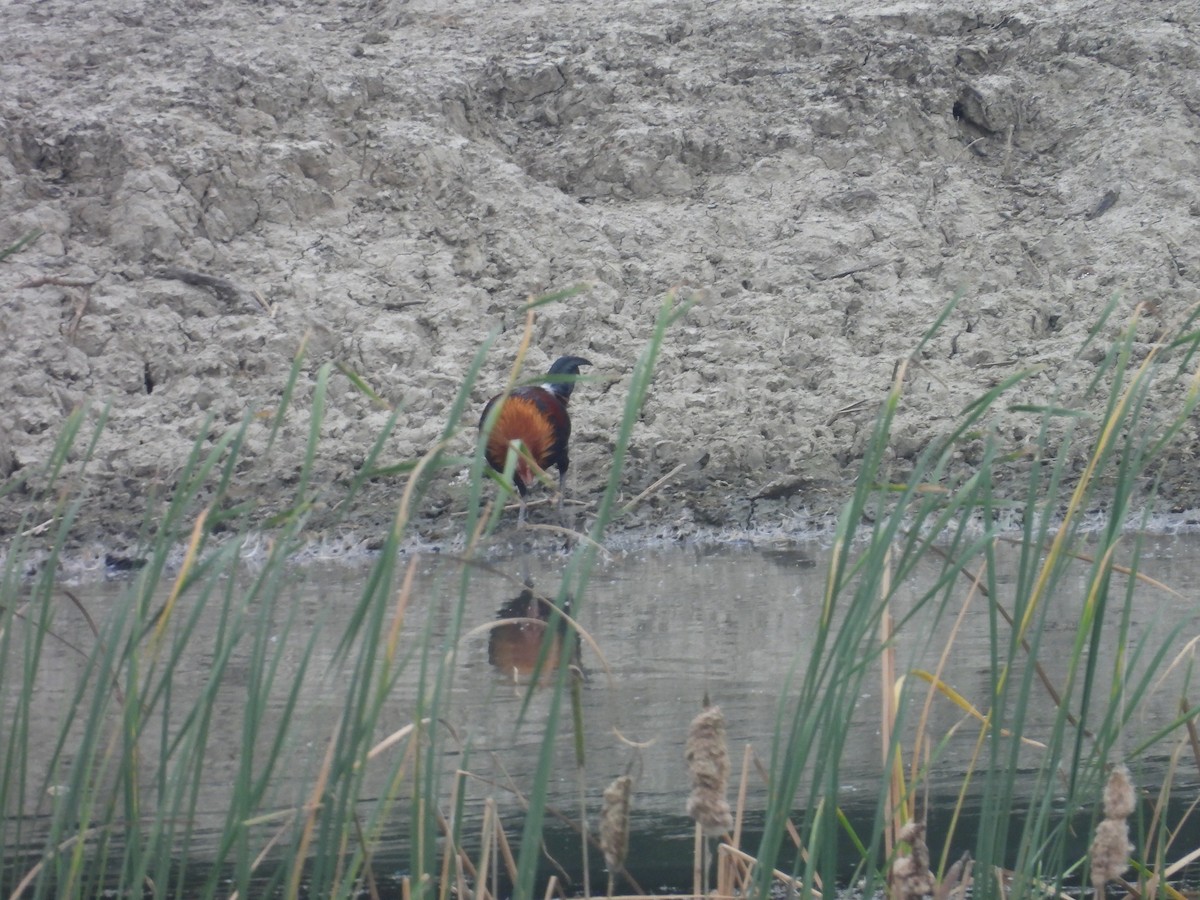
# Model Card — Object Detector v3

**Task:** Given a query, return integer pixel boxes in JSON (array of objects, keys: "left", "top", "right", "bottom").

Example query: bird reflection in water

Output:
[{"left": 487, "top": 588, "right": 580, "bottom": 685}]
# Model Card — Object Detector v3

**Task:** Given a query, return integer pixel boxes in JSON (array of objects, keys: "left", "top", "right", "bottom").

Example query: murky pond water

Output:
[{"left": 7, "top": 531, "right": 1200, "bottom": 893}]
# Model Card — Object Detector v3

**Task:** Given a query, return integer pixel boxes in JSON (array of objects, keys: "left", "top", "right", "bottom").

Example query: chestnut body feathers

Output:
[{"left": 479, "top": 355, "right": 590, "bottom": 524}]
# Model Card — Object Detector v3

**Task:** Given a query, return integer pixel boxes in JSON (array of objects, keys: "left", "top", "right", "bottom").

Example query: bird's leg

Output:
[
  {"left": 557, "top": 470, "right": 568, "bottom": 525},
  {"left": 517, "top": 491, "right": 528, "bottom": 527}
]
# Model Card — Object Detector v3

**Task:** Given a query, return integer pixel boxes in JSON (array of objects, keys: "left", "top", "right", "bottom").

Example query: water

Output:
[{"left": 6, "top": 532, "right": 1200, "bottom": 894}]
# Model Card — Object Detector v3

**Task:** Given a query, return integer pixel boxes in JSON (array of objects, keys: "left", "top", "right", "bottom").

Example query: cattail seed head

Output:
[
  {"left": 1091, "top": 764, "right": 1135, "bottom": 893},
  {"left": 1090, "top": 818, "right": 1133, "bottom": 887},
  {"left": 685, "top": 704, "right": 733, "bottom": 837},
  {"left": 600, "top": 775, "right": 633, "bottom": 873},
  {"left": 1103, "top": 764, "right": 1135, "bottom": 820}
]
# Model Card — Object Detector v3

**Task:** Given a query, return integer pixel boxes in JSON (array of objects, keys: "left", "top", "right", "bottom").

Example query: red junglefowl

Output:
[{"left": 479, "top": 355, "right": 590, "bottom": 525}]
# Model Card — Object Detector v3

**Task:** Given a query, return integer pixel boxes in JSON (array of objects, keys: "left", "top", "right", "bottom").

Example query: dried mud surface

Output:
[{"left": 3, "top": 0, "right": 1200, "bottom": 563}]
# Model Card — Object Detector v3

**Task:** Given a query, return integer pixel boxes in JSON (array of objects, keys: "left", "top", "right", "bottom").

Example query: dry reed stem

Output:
[
  {"left": 17, "top": 516, "right": 56, "bottom": 537},
  {"left": 1151, "top": 636, "right": 1200, "bottom": 704},
  {"left": 351, "top": 813, "right": 382, "bottom": 900},
  {"left": 461, "top": 766, "right": 647, "bottom": 896},
  {"left": 10, "top": 823, "right": 113, "bottom": 898},
  {"left": 925, "top": 541, "right": 1086, "bottom": 734},
  {"left": 705, "top": 748, "right": 820, "bottom": 897},
  {"left": 1090, "top": 764, "right": 1135, "bottom": 894},
  {"left": 227, "top": 808, "right": 304, "bottom": 900},
  {"left": 438, "top": 774, "right": 462, "bottom": 900},
  {"left": 749, "top": 750, "right": 824, "bottom": 893},
  {"left": 385, "top": 555, "right": 420, "bottom": 663},
  {"left": 1141, "top": 739, "right": 1195, "bottom": 900},
  {"left": 913, "top": 563, "right": 985, "bottom": 789},
  {"left": 1008, "top": 535, "right": 1186, "bottom": 600},
  {"left": 288, "top": 720, "right": 341, "bottom": 898},
  {"left": 685, "top": 705, "right": 733, "bottom": 837},
  {"left": 719, "top": 743, "right": 753, "bottom": 898},
  {"left": 1164, "top": 841, "right": 1200, "bottom": 881},
  {"left": 933, "top": 853, "right": 972, "bottom": 900},
  {"left": 367, "top": 717, "right": 429, "bottom": 762},
  {"left": 494, "top": 804, "right": 520, "bottom": 885},
  {"left": 732, "top": 743, "right": 751, "bottom": 848},
  {"left": 476, "top": 798, "right": 496, "bottom": 900},
  {"left": 1182, "top": 694, "right": 1200, "bottom": 777},
  {"left": 913, "top": 563, "right": 985, "bottom": 879},
  {"left": 1162, "top": 777, "right": 1200, "bottom": 882},
  {"left": 717, "top": 841, "right": 752, "bottom": 897},
  {"left": 718, "top": 843, "right": 813, "bottom": 897}
]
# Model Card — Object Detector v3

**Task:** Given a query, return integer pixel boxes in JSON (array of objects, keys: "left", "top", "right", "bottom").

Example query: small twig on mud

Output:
[
  {"left": 20, "top": 518, "right": 57, "bottom": 537},
  {"left": 154, "top": 265, "right": 252, "bottom": 308},
  {"left": 895, "top": 354, "right": 952, "bottom": 392},
  {"left": 812, "top": 256, "right": 892, "bottom": 281},
  {"left": 960, "top": 136, "right": 987, "bottom": 158},
  {"left": 17, "top": 276, "right": 97, "bottom": 290},
  {"left": 620, "top": 462, "right": 686, "bottom": 514},
  {"left": 251, "top": 288, "right": 277, "bottom": 317},
  {"left": 825, "top": 398, "right": 873, "bottom": 426},
  {"left": 65, "top": 291, "right": 91, "bottom": 342},
  {"left": 20, "top": 277, "right": 96, "bottom": 342}
]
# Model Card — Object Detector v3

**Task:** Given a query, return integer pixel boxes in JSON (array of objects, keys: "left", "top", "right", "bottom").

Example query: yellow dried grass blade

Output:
[
  {"left": 907, "top": 671, "right": 1047, "bottom": 750},
  {"left": 151, "top": 507, "right": 208, "bottom": 649}
]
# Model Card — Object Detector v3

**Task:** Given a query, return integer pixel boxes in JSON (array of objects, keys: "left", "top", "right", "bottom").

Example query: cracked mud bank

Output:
[{"left": 3, "top": 0, "right": 1200, "bottom": 562}]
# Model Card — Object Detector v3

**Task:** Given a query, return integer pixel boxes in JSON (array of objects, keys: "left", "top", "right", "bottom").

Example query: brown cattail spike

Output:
[
  {"left": 891, "top": 821, "right": 935, "bottom": 900},
  {"left": 1090, "top": 764, "right": 1135, "bottom": 894},
  {"left": 600, "top": 775, "right": 633, "bottom": 874},
  {"left": 685, "top": 704, "right": 733, "bottom": 837}
]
